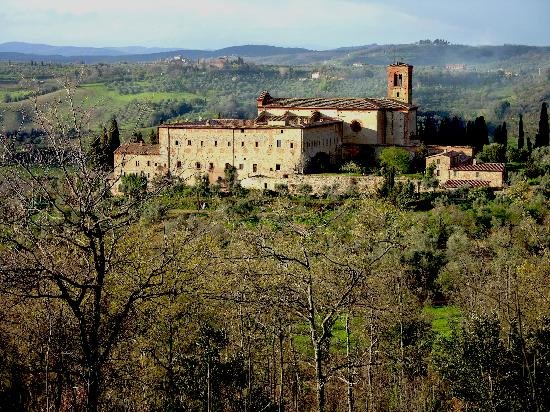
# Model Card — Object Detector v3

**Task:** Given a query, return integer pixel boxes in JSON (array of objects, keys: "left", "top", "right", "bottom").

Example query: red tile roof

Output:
[
  {"left": 257, "top": 92, "right": 416, "bottom": 111},
  {"left": 452, "top": 163, "right": 505, "bottom": 172},
  {"left": 443, "top": 180, "right": 491, "bottom": 189},
  {"left": 114, "top": 143, "right": 160, "bottom": 155}
]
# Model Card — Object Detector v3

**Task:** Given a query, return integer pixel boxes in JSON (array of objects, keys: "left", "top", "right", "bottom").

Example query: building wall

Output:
[
  {"left": 451, "top": 170, "right": 504, "bottom": 188},
  {"left": 260, "top": 107, "right": 415, "bottom": 147},
  {"left": 426, "top": 154, "right": 453, "bottom": 183},
  {"left": 387, "top": 64, "right": 413, "bottom": 104},
  {"left": 157, "top": 124, "right": 340, "bottom": 183}
]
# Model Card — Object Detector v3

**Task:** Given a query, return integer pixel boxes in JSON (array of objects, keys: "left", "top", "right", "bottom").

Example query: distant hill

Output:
[
  {"left": 0, "top": 42, "right": 179, "bottom": 57},
  {"left": 2, "top": 42, "right": 550, "bottom": 67}
]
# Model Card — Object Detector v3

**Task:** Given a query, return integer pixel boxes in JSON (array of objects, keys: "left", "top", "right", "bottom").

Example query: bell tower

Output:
[{"left": 387, "top": 62, "right": 413, "bottom": 104}]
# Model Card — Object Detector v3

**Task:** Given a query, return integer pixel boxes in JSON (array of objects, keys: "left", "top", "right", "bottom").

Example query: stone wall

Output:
[{"left": 240, "top": 174, "right": 419, "bottom": 195}]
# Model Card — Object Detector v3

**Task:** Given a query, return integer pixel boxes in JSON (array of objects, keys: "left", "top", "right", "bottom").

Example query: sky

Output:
[{"left": 1, "top": 0, "right": 549, "bottom": 50}]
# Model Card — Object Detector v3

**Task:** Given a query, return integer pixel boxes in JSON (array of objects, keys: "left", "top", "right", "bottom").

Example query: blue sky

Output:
[{"left": 1, "top": 0, "right": 548, "bottom": 49}]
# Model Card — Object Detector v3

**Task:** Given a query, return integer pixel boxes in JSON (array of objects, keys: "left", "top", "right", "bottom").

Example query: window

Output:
[
  {"left": 394, "top": 73, "right": 403, "bottom": 87},
  {"left": 290, "top": 142, "right": 294, "bottom": 148},
  {"left": 240, "top": 128, "right": 244, "bottom": 133},
  {"left": 154, "top": 163, "right": 157, "bottom": 167},
  {"left": 195, "top": 162, "right": 201, "bottom": 169},
  {"left": 228, "top": 141, "right": 231, "bottom": 146},
  {"left": 147, "top": 173, "right": 150, "bottom": 178},
  {"left": 135, "top": 161, "right": 139, "bottom": 166},
  {"left": 436, "top": 170, "right": 440, "bottom": 176},
  {"left": 176, "top": 161, "right": 182, "bottom": 168},
  {"left": 209, "top": 162, "right": 214, "bottom": 170},
  {"left": 280, "top": 130, "right": 284, "bottom": 134},
  {"left": 175, "top": 140, "right": 179, "bottom": 146},
  {"left": 200, "top": 141, "right": 204, "bottom": 147},
  {"left": 276, "top": 139, "right": 281, "bottom": 148},
  {"left": 275, "top": 164, "right": 281, "bottom": 171},
  {"left": 264, "top": 183, "right": 268, "bottom": 189},
  {"left": 147, "top": 161, "right": 150, "bottom": 166},
  {"left": 253, "top": 164, "right": 257, "bottom": 172},
  {"left": 241, "top": 141, "right": 244, "bottom": 147},
  {"left": 187, "top": 140, "right": 191, "bottom": 146},
  {"left": 436, "top": 159, "right": 440, "bottom": 164},
  {"left": 255, "top": 141, "right": 259, "bottom": 147},
  {"left": 239, "top": 164, "right": 244, "bottom": 170},
  {"left": 396, "top": 92, "right": 400, "bottom": 98},
  {"left": 215, "top": 141, "right": 218, "bottom": 147}
]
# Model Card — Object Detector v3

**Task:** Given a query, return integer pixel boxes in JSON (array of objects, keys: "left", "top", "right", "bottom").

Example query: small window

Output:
[
  {"left": 436, "top": 170, "right": 440, "bottom": 176},
  {"left": 290, "top": 142, "right": 294, "bottom": 148},
  {"left": 147, "top": 173, "right": 150, "bottom": 178},
  {"left": 209, "top": 162, "right": 214, "bottom": 170},
  {"left": 239, "top": 164, "right": 244, "bottom": 170},
  {"left": 177, "top": 161, "right": 182, "bottom": 168},
  {"left": 241, "top": 141, "right": 244, "bottom": 147},
  {"left": 154, "top": 162, "right": 158, "bottom": 166},
  {"left": 255, "top": 141, "right": 259, "bottom": 147},
  {"left": 147, "top": 161, "right": 150, "bottom": 167},
  {"left": 397, "top": 92, "right": 400, "bottom": 98},
  {"left": 200, "top": 141, "right": 204, "bottom": 147},
  {"left": 228, "top": 141, "right": 231, "bottom": 147},
  {"left": 187, "top": 140, "right": 192, "bottom": 146},
  {"left": 276, "top": 140, "right": 281, "bottom": 147},
  {"left": 175, "top": 140, "right": 179, "bottom": 146},
  {"left": 253, "top": 164, "right": 257, "bottom": 172},
  {"left": 275, "top": 164, "right": 281, "bottom": 171},
  {"left": 215, "top": 141, "right": 218, "bottom": 147},
  {"left": 280, "top": 130, "right": 284, "bottom": 134},
  {"left": 264, "top": 183, "right": 268, "bottom": 189},
  {"left": 196, "top": 162, "right": 201, "bottom": 169},
  {"left": 240, "top": 128, "right": 245, "bottom": 133},
  {"left": 135, "top": 161, "right": 139, "bottom": 166}
]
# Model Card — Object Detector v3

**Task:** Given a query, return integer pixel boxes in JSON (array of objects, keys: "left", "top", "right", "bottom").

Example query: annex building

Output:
[{"left": 113, "top": 63, "right": 418, "bottom": 188}]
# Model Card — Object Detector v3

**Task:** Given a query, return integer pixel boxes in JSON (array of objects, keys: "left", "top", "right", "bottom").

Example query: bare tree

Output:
[{"left": 0, "top": 79, "right": 178, "bottom": 411}]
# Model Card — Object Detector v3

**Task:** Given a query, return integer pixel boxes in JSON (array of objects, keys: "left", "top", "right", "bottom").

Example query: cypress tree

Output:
[
  {"left": 474, "top": 116, "right": 489, "bottom": 151},
  {"left": 106, "top": 117, "right": 120, "bottom": 167},
  {"left": 494, "top": 125, "right": 503, "bottom": 145},
  {"left": 502, "top": 121, "right": 508, "bottom": 147},
  {"left": 535, "top": 102, "right": 549, "bottom": 147},
  {"left": 518, "top": 114, "right": 525, "bottom": 150},
  {"left": 149, "top": 129, "right": 159, "bottom": 145},
  {"left": 89, "top": 133, "right": 102, "bottom": 166}
]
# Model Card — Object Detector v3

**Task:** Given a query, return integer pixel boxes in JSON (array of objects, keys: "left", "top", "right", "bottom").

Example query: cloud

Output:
[{"left": 1, "top": 0, "right": 549, "bottom": 48}]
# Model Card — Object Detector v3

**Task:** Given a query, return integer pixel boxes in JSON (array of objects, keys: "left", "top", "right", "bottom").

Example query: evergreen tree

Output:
[
  {"left": 502, "top": 121, "right": 508, "bottom": 147},
  {"left": 474, "top": 116, "right": 489, "bottom": 151},
  {"left": 106, "top": 117, "right": 121, "bottom": 167},
  {"left": 518, "top": 114, "right": 525, "bottom": 150},
  {"left": 89, "top": 133, "right": 102, "bottom": 166},
  {"left": 149, "top": 129, "right": 159, "bottom": 145},
  {"left": 527, "top": 137, "right": 533, "bottom": 152},
  {"left": 535, "top": 102, "right": 549, "bottom": 147},
  {"left": 131, "top": 131, "right": 144, "bottom": 143},
  {"left": 493, "top": 125, "right": 503, "bottom": 144}
]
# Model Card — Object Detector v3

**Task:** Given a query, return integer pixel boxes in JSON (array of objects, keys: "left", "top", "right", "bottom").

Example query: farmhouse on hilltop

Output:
[{"left": 113, "top": 63, "right": 420, "bottom": 190}]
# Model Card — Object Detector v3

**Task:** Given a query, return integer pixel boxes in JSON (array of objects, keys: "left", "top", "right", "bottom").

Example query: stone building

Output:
[
  {"left": 113, "top": 62, "right": 419, "bottom": 190},
  {"left": 426, "top": 150, "right": 505, "bottom": 189},
  {"left": 257, "top": 62, "right": 418, "bottom": 158},
  {"left": 114, "top": 113, "right": 342, "bottom": 189}
]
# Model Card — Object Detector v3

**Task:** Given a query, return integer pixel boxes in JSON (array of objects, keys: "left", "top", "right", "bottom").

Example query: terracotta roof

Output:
[
  {"left": 257, "top": 92, "right": 416, "bottom": 111},
  {"left": 452, "top": 163, "right": 505, "bottom": 172},
  {"left": 162, "top": 116, "right": 341, "bottom": 130},
  {"left": 114, "top": 143, "right": 160, "bottom": 155},
  {"left": 426, "top": 150, "right": 464, "bottom": 158},
  {"left": 255, "top": 111, "right": 339, "bottom": 125},
  {"left": 443, "top": 180, "right": 491, "bottom": 189}
]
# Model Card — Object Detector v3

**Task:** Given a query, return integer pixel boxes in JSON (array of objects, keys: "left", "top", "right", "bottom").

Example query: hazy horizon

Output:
[{"left": 2, "top": 0, "right": 549, "bottom": 50}]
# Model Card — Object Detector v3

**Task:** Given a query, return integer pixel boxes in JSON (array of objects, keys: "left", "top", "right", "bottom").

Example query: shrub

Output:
[{"left": 379, "top": 147, "right": 412, "bottom": 174}]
